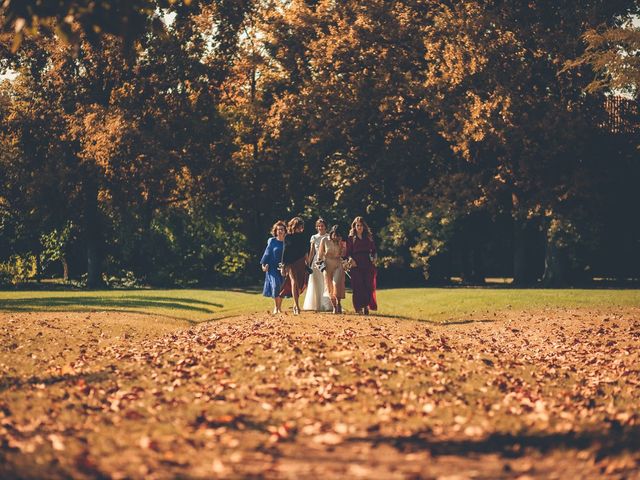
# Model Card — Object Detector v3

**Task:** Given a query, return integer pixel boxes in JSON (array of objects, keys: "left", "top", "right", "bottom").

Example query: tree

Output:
[
  {"left": 40, "top": 222, "right": 75, "bottom": 281},
  {"left": 227, "top": 1, "right": 636, "bottom": 285},
  {"left": 376, "top": 1, "right": 639, "bottom": 285},
  {"left": 2, "top": 0, "right": 639, "bottom": 287},
  {"left": 571, "top": 23, "right": 640, "bottom": 96},
  {"left": 0, "top": 57, "right": 82, "bottom": 280},
  {"left": 1, "top": 1, "right": 254, "bottom": 287}
]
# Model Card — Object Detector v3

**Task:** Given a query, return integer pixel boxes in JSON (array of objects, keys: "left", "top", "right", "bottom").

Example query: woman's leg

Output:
[
  {"left": 363, "top": 274, "right": 371, "bottom": 315},
  {"left": 335, "top": 269, "right": 345, "bottom": 314},
  {"left": 366, "top": 265, "right": 377, "bottom": 311},
  {"left": 275, "top": 296, "right": 283, "bottom": 313},
  {"left": 323, "top": 270, "right": 337, "bottom": 312},
  {"left": 330, "top": 261, "right": 343, "bottom": 313},
  {"left": 350, "top": 268, "right": 364, "bottom": 313},
  {"left": 289, "top": 271, "right": 300, "bottom": 314}
]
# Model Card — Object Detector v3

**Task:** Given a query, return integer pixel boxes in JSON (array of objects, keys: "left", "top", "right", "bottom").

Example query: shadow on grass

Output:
[
  {"left": 227, "top": 286, "right": 262, "bottom": 294},
  {"left": 352, "top": 426, "right": 640, "bottom": 457},
  {"left": 0, "top": 296, "right": 223, "bottom": 314},
  {"left": 0, "top": 369, "right": 112, "bottom": 393}
]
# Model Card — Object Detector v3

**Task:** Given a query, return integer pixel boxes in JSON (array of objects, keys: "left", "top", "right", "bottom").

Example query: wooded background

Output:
[{"left": 1, "top": 0, "right": 639, "bottom": 288}]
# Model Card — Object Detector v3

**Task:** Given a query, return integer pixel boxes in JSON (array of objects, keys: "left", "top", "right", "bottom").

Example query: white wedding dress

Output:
[{"left": 303, "top": 233, "right": 332, "bottom": 311}]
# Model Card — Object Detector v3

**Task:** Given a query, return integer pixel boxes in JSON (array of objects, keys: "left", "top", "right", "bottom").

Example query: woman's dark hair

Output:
[
  {"left": 271, "top": 220, "right": 286, "bottom": 237},
  {"left": 349, "top": 216, "right": 372, "bottom": 239},
  {"left": 287, "top": 216, "right": 304, "bottom": 234},
  {"left": 329, "top": 225, "right": 343, "bottom": 241}
]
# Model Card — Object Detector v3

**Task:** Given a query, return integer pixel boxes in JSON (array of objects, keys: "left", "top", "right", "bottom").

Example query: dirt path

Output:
[{"left": 1, "top": 308, "right": 639, "bottom": 478}]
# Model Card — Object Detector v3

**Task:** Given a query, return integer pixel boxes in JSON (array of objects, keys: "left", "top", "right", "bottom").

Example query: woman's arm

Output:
[
  {"left": 345, "top": 237, "right": 356, "bottom": 267},
  {"left": 317, "top": 238, "right": 327, "bottom": 262},
  {"left": 345, "top": 237, "right": 353, "bottom": 258},
  {"left": 308, "top": 237, "right": 316, "bottom": 264},
  {"left": 260, "top": 238, "right": 273, "bottom": 266}
]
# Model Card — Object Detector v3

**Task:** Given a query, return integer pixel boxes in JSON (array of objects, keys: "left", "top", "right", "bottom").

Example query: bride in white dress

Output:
[{"left": 303, "top": 218, "right": 332, "bottom": 311}]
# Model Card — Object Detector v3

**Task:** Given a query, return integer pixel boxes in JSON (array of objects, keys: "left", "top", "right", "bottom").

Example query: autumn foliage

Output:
[{"left": 1, "top": 0, "right": 640, "bottom": 287}]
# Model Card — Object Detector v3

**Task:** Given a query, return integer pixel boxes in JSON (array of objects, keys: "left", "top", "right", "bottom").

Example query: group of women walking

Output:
[{"left": 260, "top": 216, "right": 377, "bottom": 315}]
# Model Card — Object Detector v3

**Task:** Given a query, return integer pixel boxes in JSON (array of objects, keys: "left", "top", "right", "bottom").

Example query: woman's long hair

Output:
[
  {"left": 287, "top": 216, "right": 304, "bottom": 234},
  {"left": 349, "top": 216, "right": 372, "bottom": 239}
]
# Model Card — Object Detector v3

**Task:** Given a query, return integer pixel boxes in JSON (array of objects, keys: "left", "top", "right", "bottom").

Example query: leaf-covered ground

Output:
[{"left": 1, "top": 307, "right": 639, "bottom": 479}]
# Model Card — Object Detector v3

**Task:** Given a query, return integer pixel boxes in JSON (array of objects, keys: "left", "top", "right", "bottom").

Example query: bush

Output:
[
  {"left": 0, "top": 269, "right": 13, "bottom": 288},
  {"left": 104, "top": 270, "right": 146, "bottom": 289},
  {"left": 146, "top": 208, "right": 251, "bottom": 287},
  {"left": 0, "top": 254, "right": 38, "bottom": 285}
]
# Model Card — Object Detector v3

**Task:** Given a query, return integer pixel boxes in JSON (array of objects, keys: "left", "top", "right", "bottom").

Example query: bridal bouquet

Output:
[{"left": 342, "top": 257, "right": 354, "bottom": 271}]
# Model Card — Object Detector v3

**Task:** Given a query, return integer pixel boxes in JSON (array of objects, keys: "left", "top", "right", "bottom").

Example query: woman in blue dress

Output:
[{"left": 260, "top": 220, "right": 287, "bottom": 314}]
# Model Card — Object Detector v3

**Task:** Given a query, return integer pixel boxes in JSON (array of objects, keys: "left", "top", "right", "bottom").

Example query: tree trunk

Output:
[
  {"left": 84, "top": 176, "right": 102, "bottom": 288},
  {"left": 35, "top": 254, "right": 42, "bottom": 283},
  {"left": 62, "top": 258, "right": 69, "bottom": 282},
  {"left": 513, "top": 217, "right": 529, "bottom": 285},
  {"left": 471, "top": 245, "right": 486, "bottom": 284},
  {"left": 542, "top": 219, "right": 568, "bottom": 287},
  {"left": 460, "top": 245, "right": 485, "bottom": 284},
  {"left": 542, "top": 240, "right": 565, "bottom": 286},
  {"left": 511, "top": 192, "right": 537, "bottom": 285}
]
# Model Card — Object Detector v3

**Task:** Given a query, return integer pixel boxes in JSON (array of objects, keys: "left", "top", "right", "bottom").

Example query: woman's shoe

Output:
[
  {"left": 336, "top": 304, "right": 342, "bottom": 314},
  {"left": 363, "top": 307, "right": 369, "bottom": 315},
  {"left": 293, "top": 306, "right": 300, "bottom": 315}
]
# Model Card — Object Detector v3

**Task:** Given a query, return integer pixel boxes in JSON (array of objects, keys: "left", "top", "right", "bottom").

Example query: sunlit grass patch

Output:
[
  {"left": 1, "top": 288, "right": 639, "bottom": 324},
  {"left": 375, "top": 288, "right": 640, "bottom": 322}
]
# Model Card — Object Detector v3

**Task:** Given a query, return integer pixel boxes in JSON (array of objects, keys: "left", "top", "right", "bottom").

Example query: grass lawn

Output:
[
  {"left": 1, "top": 288, "right": 639, "bottom": 478},
  {"left": 1, "top": 287, "right": 639, "bottom": 324}
]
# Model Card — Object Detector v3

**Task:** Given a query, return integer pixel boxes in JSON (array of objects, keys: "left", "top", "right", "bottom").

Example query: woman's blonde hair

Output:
[
  {"left": 287, "top": 216, "right": 304, "bottom": 234},
  {"left": 349, "top": 216, "right": 372, "bottom": 239}
]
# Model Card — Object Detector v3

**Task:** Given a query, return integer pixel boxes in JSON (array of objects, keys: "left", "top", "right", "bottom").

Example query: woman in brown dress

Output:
[
  {"left": 280, "top": 217, "right": 309, "bottom": 315},
  {"left": 317, "top": 225, "right": 346, "bottom": 314}
]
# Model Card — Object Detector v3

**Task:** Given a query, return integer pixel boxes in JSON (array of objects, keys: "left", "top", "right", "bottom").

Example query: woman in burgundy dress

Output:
[{"left": 346, "top": 216, "right": 377, "bottom": 315}]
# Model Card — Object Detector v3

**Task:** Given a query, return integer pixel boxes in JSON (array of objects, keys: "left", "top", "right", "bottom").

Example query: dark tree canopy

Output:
[{"left": 1, "top": 0, "right": 196, "bottom": 49}]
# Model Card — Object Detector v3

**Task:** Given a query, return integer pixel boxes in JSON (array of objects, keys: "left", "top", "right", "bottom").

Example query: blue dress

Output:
[{"left": 260, "top": 237, "right": 284, "bottom": 298}]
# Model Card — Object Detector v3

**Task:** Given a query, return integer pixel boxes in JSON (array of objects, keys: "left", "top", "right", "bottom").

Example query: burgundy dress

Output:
[{"left": 346, "top": 235, "right": 377, "bottom": 311}]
